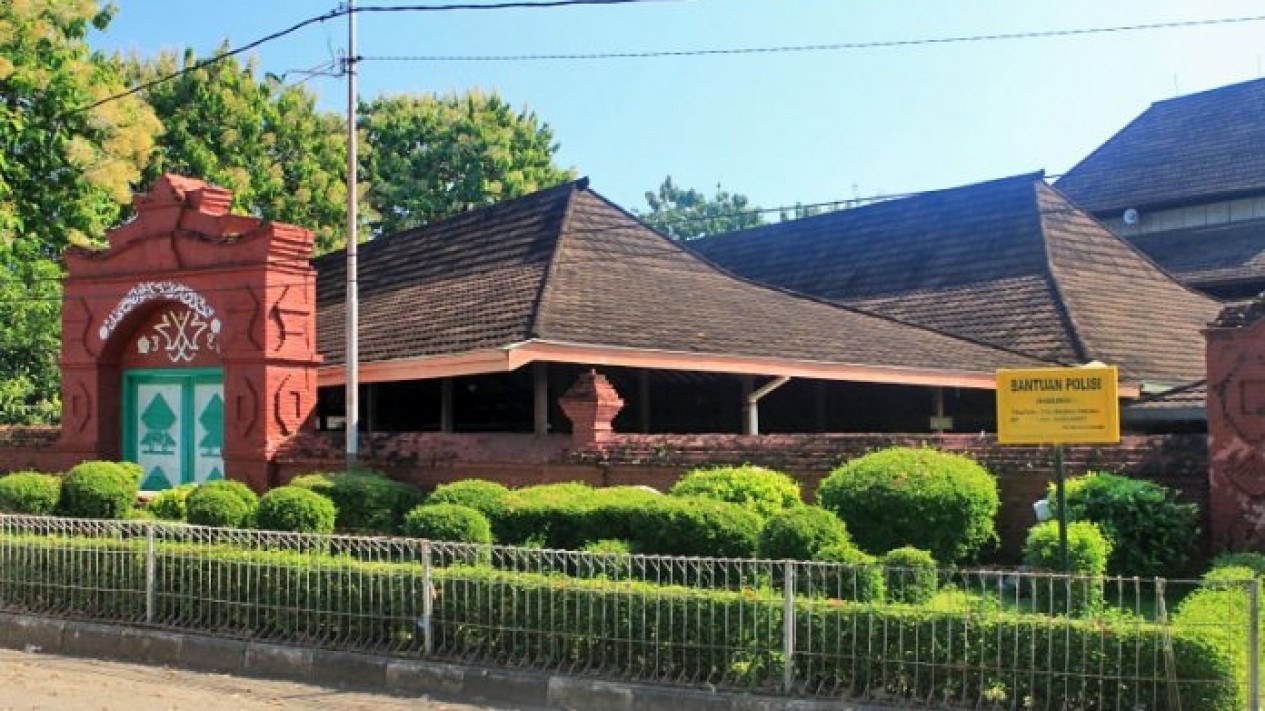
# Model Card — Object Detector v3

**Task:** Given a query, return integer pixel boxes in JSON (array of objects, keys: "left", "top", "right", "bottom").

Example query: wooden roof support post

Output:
[
  {"left": 745, "top": 376, "right": 792, "bottom": 435},
  {"left": 440, "top": 378, "right": 454, "bottom": 433},
  {"left": 533, "top": 362, "right": 549, "bottom": 436},
  {"left": 638, "top": 370, "right": 651, "bottom": 434}
]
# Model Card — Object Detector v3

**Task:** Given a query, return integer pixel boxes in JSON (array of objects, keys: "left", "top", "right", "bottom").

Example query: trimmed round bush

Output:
[
  {"left": 757, "top": 506, "right": 850, "bottom": 560},
  {"left": 817, "top": 447, "right": 1000, "bottom": 563},
  {"left": 1023, "top": 520, "right": 1112, "bottom": 615},
  {"left": 882, "top": 546, "right": 938, "bottom": 605},
  {"left": 580, "top": 539, "right": 635, "bottom": 579},
  {"left": 813, "top": 543, "right": 885, "bottom": 602},
  {"left": 494, "top": 482, "right": 596, "bottom": 547},
  {"left": 629, "top": 496, "right": 762, "bottom": 558},
  {"left": 426, "top": 479, "right": 511, "bottom": 520},
  {"left": 256, "top": 485, "right": 337, "bottom": 534},
  {"left": 1051, "top": 471, "right": 1199, "bottom": 577},
  {"left": 1210, "top": 551, "right": 1265, "bottom": 578},
  {"left": 0, "top": 471, "right": 61, "bottom": 514},
  {"left": 402, "top": 503, "right": 493, "bottom": 544},
  {"left": 290, "top": 470, "right": 424, "bottom": 534},
  {"left": 186, "top": 479, "right": 258, "bottom": 528},
  {"left": 146, "top": 483, "right": 197, "bottom": 521},
  {"left": 669, "top": 465, "right": 801, "bottom": 518},
  {"left": 58, "top": 460, "right": 140, "bottom": 519}
]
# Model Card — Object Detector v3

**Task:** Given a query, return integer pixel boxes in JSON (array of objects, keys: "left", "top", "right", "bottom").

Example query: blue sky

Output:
[{"left": 91, "top": 0, "right": 1265, "bottom": 214}]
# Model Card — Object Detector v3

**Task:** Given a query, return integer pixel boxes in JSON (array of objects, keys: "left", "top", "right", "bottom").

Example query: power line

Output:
[
  {"left": 70, "top": 8, "right": 347, "bottom": 117},
  {"left": 357, "top": 0, "right": 676, "bottom": 11},
  {"left": 71, "top": 0, "right": 676, "bottom": 116},
  {"left": 363, "top": 12, "right": 1265, "bottom": 62}
]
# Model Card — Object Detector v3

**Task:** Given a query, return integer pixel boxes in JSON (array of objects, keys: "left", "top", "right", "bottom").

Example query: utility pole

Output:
[{"left": 344, "top": 0, "right": 360, "bottom": 470}]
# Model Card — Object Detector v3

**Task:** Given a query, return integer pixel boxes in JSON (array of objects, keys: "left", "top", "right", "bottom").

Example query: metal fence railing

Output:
[{"left": 0, "top": 513, "right": 1257, "bottom": 710}]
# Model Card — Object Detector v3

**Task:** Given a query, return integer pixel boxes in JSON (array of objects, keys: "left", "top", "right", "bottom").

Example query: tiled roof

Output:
[
  {"left": 690, "top": 174, "right": 1220, "bottom": 384},
  {"left": 1128, "top": 218, "right": 1265, "bottom": 291},
  {"left": 1122, "top": 380, "right": 1206, "bottom": 418},
  {"left": 314, "top": 179, "right": 1047, "bottom": 377},
  {"left": 1055, "top": 78, "right": 1265, "bottom": 214},
  {"left": 315, "top": 181, "right": 573, "bottom": 364}
]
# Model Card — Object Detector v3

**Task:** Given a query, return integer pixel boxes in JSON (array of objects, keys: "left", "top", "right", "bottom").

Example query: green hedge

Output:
[
  {"left": 425, "top": 479, "right": 511, "bottom": 520},
  {"left": 402, "top": 503, "right": 493, "bottom": 544},
  {"left": 817, "top": 447, "right": 1000, "bottom": 564},
  {"left": 0, "top": 472, "right": 61, "bottom": 514},
  {"left": 0, "top": 531, "right": 1237, "bottom": 709},
  {"left": 1051, "top": 471, "right": 1199, "bottom": 577},
  {"left": 289, "top": 471, "right": 424, "bottom": 534},
  {"left": 669, "top": 464, "right": 801, "bottom": 518},
  {"left": 491, "top": 484, "right": 760, "bottom": 558},
  {"left": 59, "top": 461, "right": 139, "bottom": 519},
  {"left": 186, "top": 480, "right": 258, "bottom": 528},
  {"left": 882, "top": 546, "right": 938, "bottom": 605},
  {"left": 1173, "top": 563, "right": 1263, "bottom": 709},
  {"left": 255, "top": 486, "right": 337, "bottom": 534},
  {"left": 146, "top": 483, "right": 197, "bottom": 521},
  {"left": 757, "top": 506, "right": 849, "bottom": 561}
]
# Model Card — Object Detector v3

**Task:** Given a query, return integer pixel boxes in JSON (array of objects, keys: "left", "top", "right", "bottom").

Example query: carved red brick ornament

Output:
[{"left": 57, "top": 175, "right": 320, "bottom": 491}]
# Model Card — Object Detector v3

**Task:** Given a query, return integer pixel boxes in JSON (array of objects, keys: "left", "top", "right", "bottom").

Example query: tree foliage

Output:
[
  {"left": 0, "top": 0, "right": 159, "bottom": 424},
  {"left": 132, "top": 47, "right": 350, "bottom": 253},
  {"left": 636, "top": 176, "right": 763, "bottom": 240},
  {"left": 360, "top": 90, "right": 575, "bottom": 237}
]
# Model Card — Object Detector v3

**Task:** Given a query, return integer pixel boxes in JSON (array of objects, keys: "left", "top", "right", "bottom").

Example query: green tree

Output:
[
  {"left": 637, "top": 176, "right": 764, "bottom": 240},
  {"left": 131, "top": 47, "right": 350, "bottom": 253},
  {"left": 360, "top": 90, "right": 575, "bottom": 237},
  {"left": 0, "top": 0, "right": 160, "bottom": 424}
]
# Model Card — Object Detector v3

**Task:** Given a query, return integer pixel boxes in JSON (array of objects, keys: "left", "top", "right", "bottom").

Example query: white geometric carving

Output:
[
  {"left": 139, "top": 308, "right": 221, "bottom": 364},
  {"left": 99, "top": 281, "right": 217, "bottom": 343}
]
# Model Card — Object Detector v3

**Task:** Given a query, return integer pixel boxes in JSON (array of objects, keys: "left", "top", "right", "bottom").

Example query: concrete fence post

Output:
[
  {"left": 145, "top": 522, "right": 155, "bottom": 624},
  {"left": 1251, "top": 577, "right": 1260, "bottom": 711},
  {"left": 422, "top": 540, "right": 434, "bottom": 656},
  {"left": 783, "top": 560, "right": 796, "bottom": 693}
]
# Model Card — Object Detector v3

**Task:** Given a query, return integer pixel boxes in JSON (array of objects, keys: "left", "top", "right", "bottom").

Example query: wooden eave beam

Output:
[{"left": 316, "top": 339, "right": 1141, "bottom": 397}]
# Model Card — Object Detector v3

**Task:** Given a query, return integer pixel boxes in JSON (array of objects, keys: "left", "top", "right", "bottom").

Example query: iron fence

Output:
[{"left": 0, "top": 513, "right": 1257, "bottom": 709}]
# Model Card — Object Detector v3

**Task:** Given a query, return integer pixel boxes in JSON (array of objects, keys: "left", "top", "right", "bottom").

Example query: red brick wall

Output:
[
  {"left": 272, "top": 430, "right": 1207, "bottom": 562},
  {"left": 2, "top": 427, "right": 1208, "bottom": 562}
]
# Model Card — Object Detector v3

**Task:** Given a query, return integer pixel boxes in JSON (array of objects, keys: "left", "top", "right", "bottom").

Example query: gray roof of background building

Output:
[
  {"left": 690, "top": 173, "right": 1220, "bottom": 385},
  {"left": 1055, "top": 78, "right": 1265, "bottom": 215}
]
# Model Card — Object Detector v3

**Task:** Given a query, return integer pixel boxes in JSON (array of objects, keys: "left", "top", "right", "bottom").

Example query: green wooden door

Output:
[{"left": 123, "top": 369, "right": 224, "bottom": 490}]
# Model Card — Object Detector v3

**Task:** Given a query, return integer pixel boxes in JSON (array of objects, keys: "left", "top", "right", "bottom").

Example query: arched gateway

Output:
[{"left": 58, "top": 175, "right": 321, "bottom": 491}]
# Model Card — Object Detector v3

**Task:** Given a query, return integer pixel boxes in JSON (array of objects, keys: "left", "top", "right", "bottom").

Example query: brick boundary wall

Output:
[{"left": 0, "top": 428, "right": 1209, "bottom": 563}]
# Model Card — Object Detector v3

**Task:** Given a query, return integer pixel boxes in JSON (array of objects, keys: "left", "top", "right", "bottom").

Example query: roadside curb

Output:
[{"left": 0, "top": 612, "right": 884, "bottom": 710}]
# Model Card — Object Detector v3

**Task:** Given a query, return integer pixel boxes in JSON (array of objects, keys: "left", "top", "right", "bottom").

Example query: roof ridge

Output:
[
  {"left": 699, "top": 171, "right": 1048, "bottom": 244},
  {"left": 1151, "top": 76, "right": 1265, "bottom": 107},
  {"left": 526, "top": 181, "right": 585, "bottom": 339},
  {"left": 1032, "top": 181, "right": 1093, "bottom": 365},
  {"left": 311, "top": 178, "right": 588, "bottom": 269},
  {"left": 1040, "top": 181, "right": 1222, "bottom": 303}
]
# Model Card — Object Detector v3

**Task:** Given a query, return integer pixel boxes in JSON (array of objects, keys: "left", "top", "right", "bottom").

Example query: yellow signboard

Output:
[{"left": 996, "top": 366, "right": 1120, "bottom": 444}]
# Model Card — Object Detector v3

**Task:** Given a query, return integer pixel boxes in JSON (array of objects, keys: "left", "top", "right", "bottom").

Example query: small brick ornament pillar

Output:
[
  {"left": 1205, "top": 298, "right": 1265, "bottom": 550},
  {"left": 559, "top": 369, "right": 624, "bottom": 448}
]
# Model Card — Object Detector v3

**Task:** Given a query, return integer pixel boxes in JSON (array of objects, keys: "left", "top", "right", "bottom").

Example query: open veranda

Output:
[{"left": 0, "top": 513, "right": 1258, "bottom": 711}]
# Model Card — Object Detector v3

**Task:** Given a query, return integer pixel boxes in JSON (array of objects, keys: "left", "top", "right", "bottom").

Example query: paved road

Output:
[{"left": 0, "top": 648, "right": 538, "bottom": 711}]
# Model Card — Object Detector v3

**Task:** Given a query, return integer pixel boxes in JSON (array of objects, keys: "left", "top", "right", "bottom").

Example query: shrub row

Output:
[
  {"left": 0, "top": 532, "right": 1238, "bottom": 710},
  {"left": 1172, "top": 558, "right": 1265, "bottom": 709},
  {"left": 463, "top": 482, "right": 763, "bottom": 557},
  {"left": 289, "top": 471, "right": 423, "bottom": 534}
]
